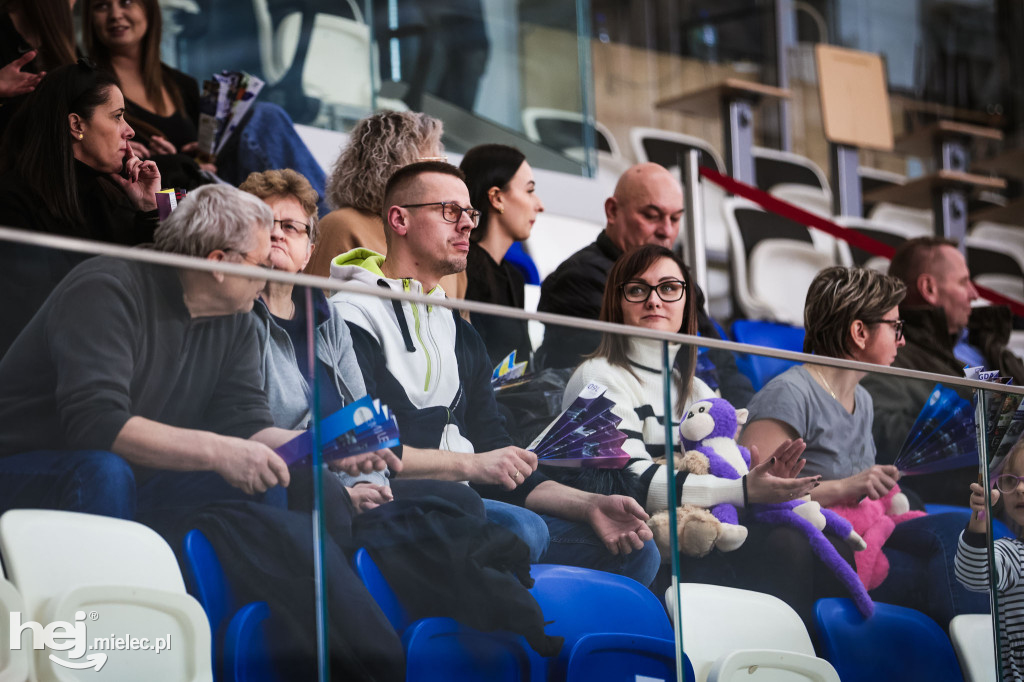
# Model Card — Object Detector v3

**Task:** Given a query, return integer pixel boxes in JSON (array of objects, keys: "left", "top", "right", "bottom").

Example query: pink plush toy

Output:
[{"left": 829, "top": 485, "right": 926, "bottom": 590}]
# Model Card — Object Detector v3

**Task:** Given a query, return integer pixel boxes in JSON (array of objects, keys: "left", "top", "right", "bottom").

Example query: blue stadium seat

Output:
[
  {"left": 505, "top": 241, "right": 542, "bottom": 286},
  {"left": 814, "top": 598, "right": 965, "bottom": 682},
  {"left": 353, "top": 547, "right": 538, "bottom": 681},
  {"left": 529, "top": 563, "right": 688, "bottom": 682},
  {"left": 730, "top": 319, "right": 805, "bottom": 390},
  {"left": 352, "top": 545, "right": 411, "bottom": 632},
  {"left": 924, "top": 504, "right": 1013, "bottom": 539},
  {"left": 182, "top": 529, "right": 280, "bottom": 682}
]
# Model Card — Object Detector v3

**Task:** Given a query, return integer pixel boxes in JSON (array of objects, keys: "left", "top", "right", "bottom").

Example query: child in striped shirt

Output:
[{"left": 956, "top": 438, "right": 1024, "bottom": 681}]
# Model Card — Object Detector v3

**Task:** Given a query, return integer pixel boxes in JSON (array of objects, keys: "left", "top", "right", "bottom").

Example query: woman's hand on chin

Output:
[
  {"left": 745, "top": 455, "right": 821, "bottom": 504},
  {"left": 113, "top": 147, "right": 161, "bottom": 212}
]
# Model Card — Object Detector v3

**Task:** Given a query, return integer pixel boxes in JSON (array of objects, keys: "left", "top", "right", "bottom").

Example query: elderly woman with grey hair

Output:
[
  {"left": 740, "top": 265, "right": 988, "bottom": 628},
  {"left": 303, "top": 110, "right": 466, "bottom": 297},
  {"left": 239, "top": 169, "right": 484, "bottom": 517}
]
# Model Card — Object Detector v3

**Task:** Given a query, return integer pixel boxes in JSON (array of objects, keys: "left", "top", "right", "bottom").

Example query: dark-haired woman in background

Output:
[
  {"left": 84, "top": 0, "right": 327, "bottom": 208},
  {"left": 0, "top": 0, "right": 76, "bottom": 139},
  {"left": 459, "top": 144, "right": 544, "bottom": 365},
  {"left": 0, "top": 60, "right": 161, "bottom": 354}
]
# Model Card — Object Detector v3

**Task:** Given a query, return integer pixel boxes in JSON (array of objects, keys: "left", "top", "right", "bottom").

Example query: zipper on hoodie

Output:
[{"left": 405, "top": 279, "right": 433, "bottom": 392}]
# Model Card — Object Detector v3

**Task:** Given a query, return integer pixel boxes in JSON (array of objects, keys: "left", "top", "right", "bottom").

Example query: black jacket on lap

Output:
[{"left": 353, "top": 496, "right": 564, "bottom": 657}]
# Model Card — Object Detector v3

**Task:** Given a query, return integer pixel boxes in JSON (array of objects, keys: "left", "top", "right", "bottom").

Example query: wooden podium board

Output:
[{"left": 815, "top": 44, "right": 893, "bottom": 152}]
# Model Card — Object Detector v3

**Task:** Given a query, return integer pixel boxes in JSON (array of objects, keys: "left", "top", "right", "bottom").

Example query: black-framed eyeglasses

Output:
[
  {"left": 273, "top": 219, "right": 311, "bottom": 238},
  {"left": 996, "top": 474, "right": 1024, "bottom": 494},
  {"left": 223, "top": 248, "right": 273, "bottom": 270},
  {"left": 400, "top": 201, "right": 481, "bottom": 227},
  {"left": 865, "top": 318, "right": 905, "bottom": 342},
  {"left": 620, "top": 279, "right": 687, "bottom": 303}
]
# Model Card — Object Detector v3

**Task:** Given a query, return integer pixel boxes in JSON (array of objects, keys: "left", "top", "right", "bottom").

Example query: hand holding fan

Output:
[
  {"left": 527, "top": 382, "right": 630, "bottom": 469},
  {"left": 276, "top": 395, "right": 400, "bottom": 465}
]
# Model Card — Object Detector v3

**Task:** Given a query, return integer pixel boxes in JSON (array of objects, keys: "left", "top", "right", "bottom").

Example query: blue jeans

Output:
[
  {"left": 541, "top": 515, "right": 661, "bottom": 588},
  {"left": 870, "top": 512, "right": 989, "bottom": 628},
  {"left": 483, "top": 499, "right": 550, "bottom": 563},
  {"left": 0, "top": 450, "right": 136, "bottom": 518},
  {"left": 219, "top": 102, "right": 330, "bottom": 217}
]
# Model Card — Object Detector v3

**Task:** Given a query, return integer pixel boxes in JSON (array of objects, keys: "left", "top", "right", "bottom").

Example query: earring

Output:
[
  {"left": 497, "top": 207, "right": 504, "bottom": 214},
  {"left": 78, "top": 134, "right": 84, "bottom": 140}
]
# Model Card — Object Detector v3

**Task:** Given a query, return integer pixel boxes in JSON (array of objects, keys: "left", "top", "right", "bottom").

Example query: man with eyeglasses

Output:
[
  {"left": 0, "top": 185, "right": 393, "bottom": 525},
  {"left": 328, "top": 161, "right": 660, "bottom": 585},
  {"left": 535, "top": 162, "right": 754, "bottom": 407},
  {"left": 864, "top": 236, "right": 1024, "bottom": 504}
]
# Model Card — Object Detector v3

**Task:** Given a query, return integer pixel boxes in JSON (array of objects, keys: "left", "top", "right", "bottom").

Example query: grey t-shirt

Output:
[{"left": 745, "top": 365, "right": 876, "bottom": 480}]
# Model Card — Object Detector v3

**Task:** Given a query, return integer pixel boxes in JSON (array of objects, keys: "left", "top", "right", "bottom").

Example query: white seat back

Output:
[
  {"left": 668, "top": 583, "right": 823, "bottom": 682},
  {"left": 709, "top": 649, "right": 840, "bottom": 682},
  {"left": 867, "top": 202, "right": 934, "bottom": 235},
  {"left": 948, "top": 614, "right": 997, "bottom": 682},
  {"left": 0, "top": 577, "right": 29, "bottom": 682},
  {"left": 0, "top": 511, "right": 211, "bottom": 682},
  {"left": 748, "top": 240, "right": 833, "bottom": 326},
  {"left": 523, "top": 214, "right": 603, "bottom": 282}
]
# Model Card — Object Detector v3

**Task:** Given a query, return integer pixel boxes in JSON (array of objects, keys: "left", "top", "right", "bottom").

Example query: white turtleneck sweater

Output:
[{"left": 563, "top": 337, "right": 743, "bottom": 513}]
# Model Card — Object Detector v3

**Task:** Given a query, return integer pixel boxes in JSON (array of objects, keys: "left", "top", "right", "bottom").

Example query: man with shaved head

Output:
[{"left": 537, "top": 163, "right": 753, "bottom": 406}]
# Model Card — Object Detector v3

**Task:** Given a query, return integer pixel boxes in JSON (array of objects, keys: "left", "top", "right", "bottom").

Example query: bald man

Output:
[
  {"left": 863, "top": 237, "right": 1023, "bottom": 503},
  {"left": 536, "top": 163, "right": 754, "bottom": 406}
]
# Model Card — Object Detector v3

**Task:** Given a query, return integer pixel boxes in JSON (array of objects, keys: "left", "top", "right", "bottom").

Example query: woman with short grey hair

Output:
[{"left": 740, "top": 265, "right": 988, "bottom": 628}]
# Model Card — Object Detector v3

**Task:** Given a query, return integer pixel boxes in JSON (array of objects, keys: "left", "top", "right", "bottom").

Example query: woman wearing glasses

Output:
[
  {"left": 556, "top": 245, "right": 841, "bottom": 626},
  {"left": 741, "top": 265, "right": 988, "bottom": 628}
]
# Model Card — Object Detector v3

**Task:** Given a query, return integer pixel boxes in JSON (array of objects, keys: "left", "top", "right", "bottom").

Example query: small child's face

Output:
[{"left": 1001, "top": 453, "right": 1024, "bottom": 529}]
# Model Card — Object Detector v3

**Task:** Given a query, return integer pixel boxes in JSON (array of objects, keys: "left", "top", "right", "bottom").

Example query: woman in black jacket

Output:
[{"left": 0, "top": 60, "right": 161, "bottom": 354}]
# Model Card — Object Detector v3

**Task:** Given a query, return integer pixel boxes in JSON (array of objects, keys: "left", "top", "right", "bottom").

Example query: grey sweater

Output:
[
  {"left": 251, "top": 290, "right": 387, "bottom": 486},
  {"left": 0, "top": 257, "right": 273, "bottom": 456}
]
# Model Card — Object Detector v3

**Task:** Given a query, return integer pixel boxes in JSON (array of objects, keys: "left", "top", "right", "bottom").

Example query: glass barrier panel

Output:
[
  {"left": 3, "top": 224, "right": 1019, "bottom": 680},
  {"left": 157, "top": 0, "right": 597, "bottom": 176},
  {"left": 0, "top": 234, "right": 325, "bottom": 678}
]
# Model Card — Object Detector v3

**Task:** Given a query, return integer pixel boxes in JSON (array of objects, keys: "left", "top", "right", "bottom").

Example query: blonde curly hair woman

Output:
[{"left": 304, "top": 110, "right": 465, "bottom": 300}]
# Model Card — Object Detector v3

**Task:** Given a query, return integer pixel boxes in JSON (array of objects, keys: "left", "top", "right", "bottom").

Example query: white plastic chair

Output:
[
  {"left": 752, "top": 147, "right": 831, "bottom": 196},
  {"left": 948, "top": 614, "right": 997, "bottom": 682},
  {"left": 522, "top": 108, "right": 622, "bottom": 159},
  {"left": 709, "top": 649, "right": 840, "bottom": 682},
  {"left": 971, "top": 220, "right": 1024, "bottom": 245},
  {"left": 966, "top": 235, "right": 1024, "bottom": 304},
  {"left": 723, "top": 197, "right": 835, "bottom": 324},
  {"left": 522, "top": 213, "right": 604, "bottom": 282},
  {"left": 832, "top": 216, "right": 930, "bottom": 272},
  {"left": 0, "top": 575, "right": 29, "bottom": 682},
  {"left": 868, "top": 202, "right": 935, "bottom": 235},
  {"left": 0, "top": 510, "right": 212, "bottom": 682},
  {"left": 667, "top": 583, "right": 839, "bottom": 682}
]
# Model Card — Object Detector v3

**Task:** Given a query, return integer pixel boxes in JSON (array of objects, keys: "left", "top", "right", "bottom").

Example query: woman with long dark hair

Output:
[
  {"left": 544, "top": 244, "right": 861, "bottom": 628},
  {"left": 460, "top": 143, "right": 544, "bottom": 365},
  {"left": 0, "top": 59, "right": 161, "bottom": 353}
]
